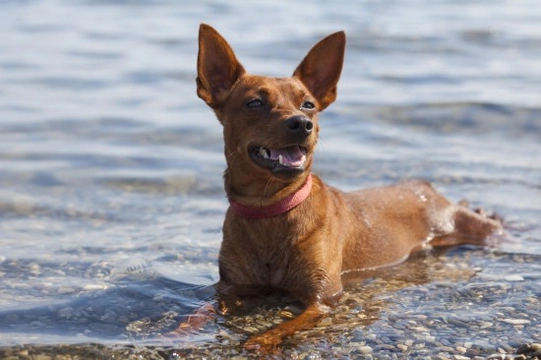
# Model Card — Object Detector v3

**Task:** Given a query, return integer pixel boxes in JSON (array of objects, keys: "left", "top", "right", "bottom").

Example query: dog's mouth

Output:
[{"left": 249, "top": 144, "right": 308, "bottom": 174}]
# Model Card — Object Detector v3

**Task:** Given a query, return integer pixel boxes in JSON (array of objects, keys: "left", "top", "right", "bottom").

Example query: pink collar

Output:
[{"left": 229, "top": 174, "right": 312, "bottom": 219}]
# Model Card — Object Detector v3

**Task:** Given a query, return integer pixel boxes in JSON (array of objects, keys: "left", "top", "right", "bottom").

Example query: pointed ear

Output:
[
  {"left": 293, "top": 31, "right": 345, "bottom": 110},
  {"left": 197, "top": 24, "right": 246, "bottom": 108}
]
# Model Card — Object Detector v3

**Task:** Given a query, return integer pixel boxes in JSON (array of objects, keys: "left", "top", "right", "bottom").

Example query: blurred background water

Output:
[{"left": 0, "top": 0, "right": 539, "bottom": 358}]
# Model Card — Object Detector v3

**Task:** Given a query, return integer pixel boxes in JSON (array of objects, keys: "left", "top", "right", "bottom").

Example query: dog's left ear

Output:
[{"left": 293, "top": 31, "right": 345, "bottom": 111}]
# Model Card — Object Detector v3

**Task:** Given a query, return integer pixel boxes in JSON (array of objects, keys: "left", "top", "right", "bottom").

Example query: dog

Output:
[{"left": 180, "top": 23, "right": 503, "bottom": 354}]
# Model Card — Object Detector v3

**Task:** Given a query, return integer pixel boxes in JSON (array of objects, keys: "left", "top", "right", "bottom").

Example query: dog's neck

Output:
[{"left": 228, "top": 174, "right": 312, "bottom": 219}]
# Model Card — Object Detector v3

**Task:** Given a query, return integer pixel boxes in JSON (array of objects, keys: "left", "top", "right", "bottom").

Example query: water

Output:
[{"left": 0, "top": 0, "right": 540, "bottom": 357}]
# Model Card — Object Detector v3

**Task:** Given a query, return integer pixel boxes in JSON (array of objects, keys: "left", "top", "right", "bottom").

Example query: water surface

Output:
[{"left": 0, "top": 0, "right": 540, "bottom": 358}]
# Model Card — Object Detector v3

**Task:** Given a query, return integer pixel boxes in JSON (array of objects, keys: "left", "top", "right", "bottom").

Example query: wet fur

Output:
[{"left": 183, "top": 24, "right": 503, "bottom": 354}]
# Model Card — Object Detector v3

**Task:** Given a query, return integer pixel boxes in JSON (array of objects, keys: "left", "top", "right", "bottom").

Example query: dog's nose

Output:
[{"left": 284, "top": 116, "right": 313, "bottom": 136}]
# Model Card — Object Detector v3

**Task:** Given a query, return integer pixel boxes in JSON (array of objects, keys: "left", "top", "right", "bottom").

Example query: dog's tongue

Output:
[{"left": 270, "top": 145, "right": 305, "bottom": 167}]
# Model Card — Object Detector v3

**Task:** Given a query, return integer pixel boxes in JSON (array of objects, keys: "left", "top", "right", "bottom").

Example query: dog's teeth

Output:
[
  {"left": 279, "top": 154, "right": 284, "bottom": 165},
  {"left": 259, "top": 147, "right": 269, "bottom": 159}
]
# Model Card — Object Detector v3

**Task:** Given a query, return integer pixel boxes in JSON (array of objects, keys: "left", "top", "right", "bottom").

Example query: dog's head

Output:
[{"left": 196, "top": 24, "right": 345, "bottom": 185}]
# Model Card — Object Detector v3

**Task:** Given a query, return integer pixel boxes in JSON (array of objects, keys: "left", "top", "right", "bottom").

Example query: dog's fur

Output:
[{"left": 188, "top": 24, "right": 503, "bottom": 353}]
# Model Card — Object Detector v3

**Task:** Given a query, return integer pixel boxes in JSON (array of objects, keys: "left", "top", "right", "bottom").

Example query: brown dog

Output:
[{"left": 190, "top": 23, "right": 503, "bottom": 353}]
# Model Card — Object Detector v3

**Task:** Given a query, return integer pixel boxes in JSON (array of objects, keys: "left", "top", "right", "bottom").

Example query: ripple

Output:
[{"left": 0, "top": 0, "right": 539, "bottom": 354}]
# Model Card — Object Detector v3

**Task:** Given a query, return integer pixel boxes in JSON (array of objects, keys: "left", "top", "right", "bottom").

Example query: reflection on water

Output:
[{"left": 0, "top": 0, "right": 540, "bottom": 358}]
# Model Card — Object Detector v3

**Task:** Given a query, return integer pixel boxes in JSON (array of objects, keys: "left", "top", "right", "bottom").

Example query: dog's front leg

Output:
[
  {"left": 243, "top": 302, "right": 330, "bottom": 354},
  {"left": 164, "top": 302, "right": 217, "bottom": 337},
  {"left": 166, "top": 286, "right": 241, "bottom": 336}
]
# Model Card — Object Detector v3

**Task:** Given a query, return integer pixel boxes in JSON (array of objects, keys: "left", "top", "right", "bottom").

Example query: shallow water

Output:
[{"left": 0, "top": 0, "right": 540, "bottom": 358}]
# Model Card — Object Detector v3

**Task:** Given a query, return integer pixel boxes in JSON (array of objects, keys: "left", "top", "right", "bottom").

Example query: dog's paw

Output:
[
  {"left": 162, "top": 303, "right": 216, "bottom": 338},
  {"left": 474, "top": 207, "right": 504, "bottom": 225},
  {"left": 162, "top": 319, "right": 201, "bottom": 338},
  {"left": 243, "top": 332, "right": 283, "bottom": 354}
]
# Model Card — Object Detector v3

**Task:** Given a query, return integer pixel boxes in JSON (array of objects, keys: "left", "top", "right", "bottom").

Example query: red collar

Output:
[{"left": 229, "top": 174, "right": 312, "bottom": 219}]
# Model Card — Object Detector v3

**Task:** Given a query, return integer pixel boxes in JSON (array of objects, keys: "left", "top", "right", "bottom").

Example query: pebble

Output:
[
  {"left": 396, "top": 344, "right": 408, "bottom": 352},
  {"left": 425, "top": 335, "right": 436, "bottom": 342},
  {"left": 500, "top": 319, "right": 530, "bottom": 325},
  {"left": 439, "top": 346, "right": 454, "bottom": 352},
  {"left": 358, "top": 346, "right": 373, "bottom": 355},
  {"left": 517, "top": 343, "right": 541, "bottom": 356},
  {"left": 479, "top": 321, "right": 493, "bottom": 329},
  {"left": 83, "top": 284, "right": 108, "bottom": 290},
  {"left": 440, "top": 339, "right": 452, "bottom": 346}
]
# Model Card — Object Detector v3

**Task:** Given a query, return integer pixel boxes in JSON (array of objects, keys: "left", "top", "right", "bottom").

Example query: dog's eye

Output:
[
  {"left": 246, "top": 99, "right": 264, "bottom": 108},
  {"left": 301, "top": 101, "right": 316, "bottom": 110}
]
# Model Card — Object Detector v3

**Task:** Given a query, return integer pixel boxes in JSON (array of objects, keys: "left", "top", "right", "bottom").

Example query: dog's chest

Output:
[
  {"left": 222, "top": 216, "right": 312, "bottom": 291},
  {"left": 245, "top": 243, "right": 295, "bottom": 288},
  {"left": 265, "top": 258, "right": 291, "bottom": 288},
  {"left": 226, "top": 239, "right": 299, "bottom": 289}
]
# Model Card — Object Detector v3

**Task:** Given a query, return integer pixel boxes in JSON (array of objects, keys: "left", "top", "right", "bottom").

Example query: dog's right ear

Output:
[{"left": 197, "top": 24, "right": 246, "bottom": 109}]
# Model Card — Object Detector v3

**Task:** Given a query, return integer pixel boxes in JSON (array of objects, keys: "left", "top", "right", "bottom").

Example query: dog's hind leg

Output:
[{"left": 430, "top": 203, "right": 504, "bottom": 248}]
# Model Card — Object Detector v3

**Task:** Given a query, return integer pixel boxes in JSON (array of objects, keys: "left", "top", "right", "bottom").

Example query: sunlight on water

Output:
[{"left": 0, "top": 0, "right": 539, "bottom": 358}]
